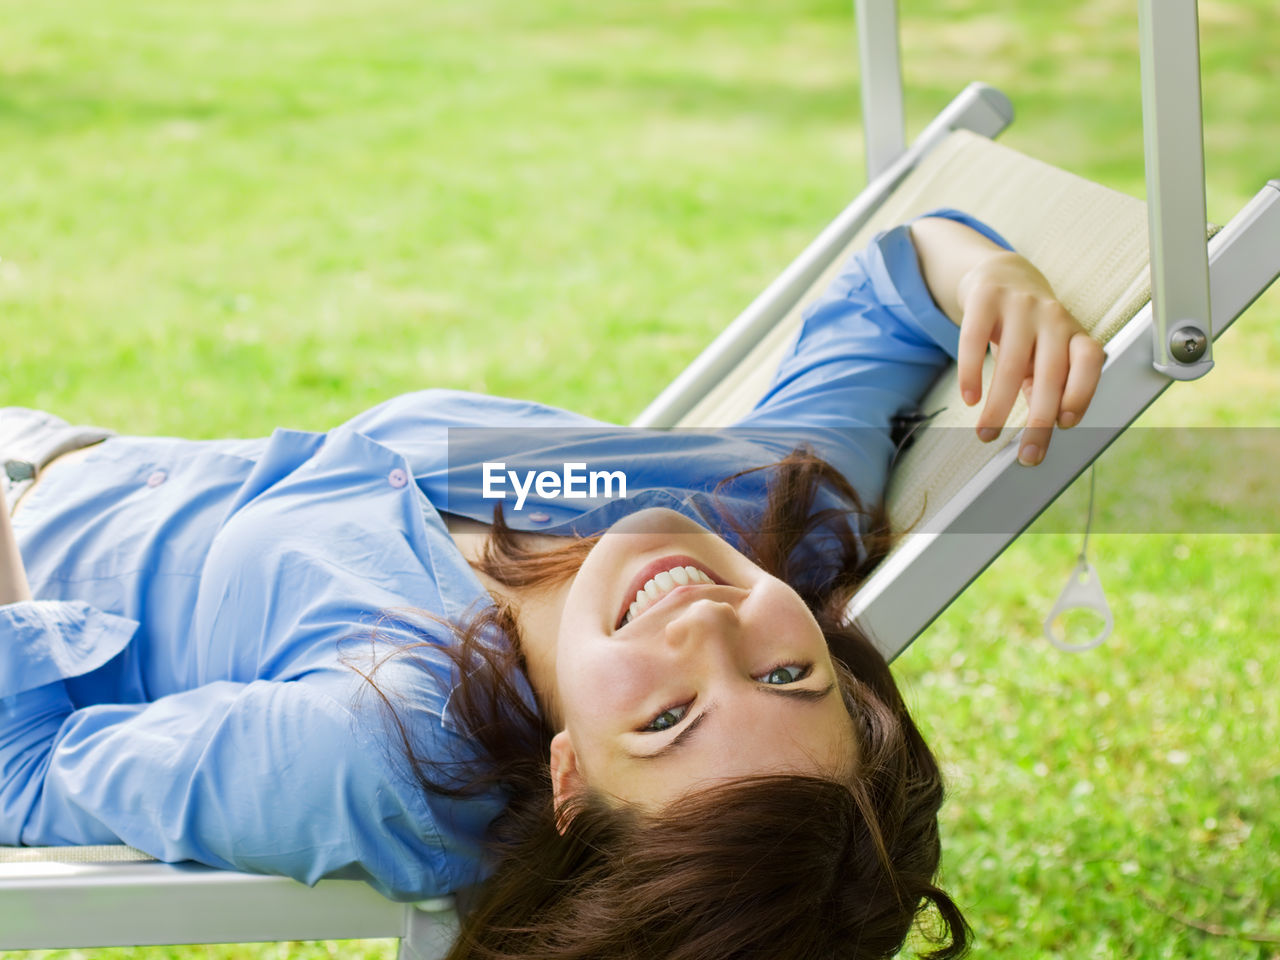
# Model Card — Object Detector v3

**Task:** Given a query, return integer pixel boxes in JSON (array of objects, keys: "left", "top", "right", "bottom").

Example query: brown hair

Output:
[{"left": 354, "top": 449, "right": 968, "bottom": 959}]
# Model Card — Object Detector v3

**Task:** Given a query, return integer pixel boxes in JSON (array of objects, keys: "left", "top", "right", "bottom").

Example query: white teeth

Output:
[
  {"left": 686, "top": 565, "right": 709, "bottom": 584},
  {"left": 622, "top": 563, "right": 716, "bottom": 627}
]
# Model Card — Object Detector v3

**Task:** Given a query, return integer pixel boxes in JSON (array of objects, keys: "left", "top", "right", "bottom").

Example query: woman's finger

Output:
[
  {"left": 1019, "top": 330, "right": 1071, "bottom": 466},
  {"left": 1058, "top": 332, "right": 1106, "bottom": 428},
  {"left": 957, "top": 286, "right": 1000, "bottom": 406},
  {"left": 977, "top": 318, "right": 1034, "bottom": 442}
]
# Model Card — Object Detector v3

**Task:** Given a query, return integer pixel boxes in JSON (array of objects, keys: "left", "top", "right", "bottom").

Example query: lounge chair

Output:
[{"left": 3, "top": 2, "right": 1276, "bottom": 957}]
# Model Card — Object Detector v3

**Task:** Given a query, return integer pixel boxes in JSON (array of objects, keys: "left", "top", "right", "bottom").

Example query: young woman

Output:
[{"left": 1, "top": 210, "right": 1102, "bottom": 959}]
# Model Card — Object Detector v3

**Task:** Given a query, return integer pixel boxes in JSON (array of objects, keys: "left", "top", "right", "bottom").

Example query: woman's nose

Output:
[{"left": 662, "top": 597, "right": 740, "bottom": 652}]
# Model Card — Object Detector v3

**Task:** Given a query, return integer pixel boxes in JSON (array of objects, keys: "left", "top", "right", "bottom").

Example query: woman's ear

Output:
[{"left": 548, "top": 730, "right": 585, "bottom": 835}]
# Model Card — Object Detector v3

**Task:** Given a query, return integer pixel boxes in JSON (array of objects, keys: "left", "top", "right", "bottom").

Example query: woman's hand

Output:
[
  {"left": 955, "top": 251, "right": 1105, "bottom": 466},
  {"left": 1, "top": 482, "right": 35, "bottom": 605},
  {"left": 910, "top": 216, "right": 1106, "bottom": 467}
]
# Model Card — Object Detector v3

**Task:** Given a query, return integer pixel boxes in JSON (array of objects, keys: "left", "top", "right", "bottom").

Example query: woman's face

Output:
[{"left": 548, "top": 508, "right": 856, "bottom": 812}]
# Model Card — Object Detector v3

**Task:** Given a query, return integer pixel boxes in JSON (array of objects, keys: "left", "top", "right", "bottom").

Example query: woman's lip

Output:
[{"left": 614, "top": 554, "right": 725, "bottom": 631}]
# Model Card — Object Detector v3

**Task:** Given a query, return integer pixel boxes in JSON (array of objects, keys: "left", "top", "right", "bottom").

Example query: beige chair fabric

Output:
[
  {"left": 0, "top": 843, "right": 153, "bottom": 863},
  {"left": 676, "top": 129, "right": 1155, "bottom": 534}
]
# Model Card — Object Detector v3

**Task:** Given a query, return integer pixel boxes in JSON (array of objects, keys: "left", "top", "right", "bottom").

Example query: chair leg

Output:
[{"left": 398, "top": 901, "right": 460, "bottom": 960}]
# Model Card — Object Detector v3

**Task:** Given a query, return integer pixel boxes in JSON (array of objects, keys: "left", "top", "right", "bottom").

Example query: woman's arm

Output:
[
  {"left": 3, "top": 673, "right": 458, "bottom": 897},
  {"left": 0, "top": 484, "right": 34, "bottom": 604},
  {"left": 910, "top": 215, "right": 1106, "bottom": 466},
  {"left": 733, "top": 209, "right": 1102, "bottom": 521}
]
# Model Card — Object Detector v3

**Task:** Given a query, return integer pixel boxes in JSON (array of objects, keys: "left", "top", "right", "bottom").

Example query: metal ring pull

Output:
[{"left": 1043, "top": 558, "right": 1113, "bottom": 652}]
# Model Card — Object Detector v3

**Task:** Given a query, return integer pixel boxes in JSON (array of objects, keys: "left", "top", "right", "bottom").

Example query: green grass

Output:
[{"left": 3, "top": 1, "right": 1277, "bottom": 957}]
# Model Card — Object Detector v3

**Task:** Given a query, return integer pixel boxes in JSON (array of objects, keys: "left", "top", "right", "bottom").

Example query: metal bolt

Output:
[{"left": 1169, "top": 325, "right": 1208, "bottom": 363}]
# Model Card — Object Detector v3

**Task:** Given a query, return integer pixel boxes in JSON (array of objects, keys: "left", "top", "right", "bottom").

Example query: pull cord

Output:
[{"left": 1043, "top": 466, "right": 1113, "bottom": 651}]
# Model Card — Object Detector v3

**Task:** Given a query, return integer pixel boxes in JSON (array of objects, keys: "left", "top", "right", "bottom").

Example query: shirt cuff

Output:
[
  {"left": 870, "top": 209, "right": 1017, "bottom": 362},
  {"left": 0, "top": 601, "right": 138, "bottom": 699}
]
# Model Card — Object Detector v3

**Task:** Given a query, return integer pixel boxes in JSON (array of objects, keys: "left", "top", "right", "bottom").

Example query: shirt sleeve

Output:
[
  {"left": 732, "top": 208, "right": 1014, "bottom": 504},
  {"left": 0, "top": 602, "right": 479, "bottom": 900},
  {"left": 1, "top": 600, "right": 140, "bottom": 845},
  {"left": 2, "top": 665, "right": 473, "bottom": 900}
]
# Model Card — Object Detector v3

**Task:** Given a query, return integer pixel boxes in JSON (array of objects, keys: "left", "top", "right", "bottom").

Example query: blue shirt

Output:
[{"left": 1, "top": 211, "right": 1009, "bottom": 900}]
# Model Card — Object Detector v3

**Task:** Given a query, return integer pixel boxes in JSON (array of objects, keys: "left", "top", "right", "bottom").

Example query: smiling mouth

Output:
[{"left": 616, "top": 554, "right": 723, "bottom": 630}]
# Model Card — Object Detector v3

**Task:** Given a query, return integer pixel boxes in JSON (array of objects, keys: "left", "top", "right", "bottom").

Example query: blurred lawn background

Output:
[{"left": 2, "top": 0, "right": 1277, "bottom": 957}]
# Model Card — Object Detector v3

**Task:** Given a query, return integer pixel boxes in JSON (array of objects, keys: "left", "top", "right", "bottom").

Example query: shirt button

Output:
[
  {"left": 146, "top": 470, "right": 167, "bottom": 488},
  {"left": 388, "top": 468, "right": 408, "bottom": 489},
  {"left": 528, "top": 511, "right": 551, "bottom": 523}
]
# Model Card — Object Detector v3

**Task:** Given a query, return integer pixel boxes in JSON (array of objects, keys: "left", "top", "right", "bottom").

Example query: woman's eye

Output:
[
  {"left": 759, "top": 663, "right": 809, "bottom": 685},
  {"left": 641, "top": 665, "right": 809, "bottom": 732},
  {"left": 644, "top": 703, "right": 688, "bottom": 733}
]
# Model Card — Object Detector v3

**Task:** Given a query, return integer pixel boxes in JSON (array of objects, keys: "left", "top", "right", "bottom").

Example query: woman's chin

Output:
[{"left": 602, "top": 507, "right": 710, "bottom": 539}]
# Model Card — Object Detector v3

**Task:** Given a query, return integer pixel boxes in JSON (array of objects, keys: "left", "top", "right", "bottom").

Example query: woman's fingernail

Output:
[
  {"left": 978, "top": 427, "right": 999, "bottom": 442},
  {"left": 1059, "top": 412, "right": 1078, "bottom": 428},
  {"left": 1019, "top": 444, "right": 1041, "bottom": 466},
  {"left": 963, "top": 389, "right": 979, "bottom": 406}
]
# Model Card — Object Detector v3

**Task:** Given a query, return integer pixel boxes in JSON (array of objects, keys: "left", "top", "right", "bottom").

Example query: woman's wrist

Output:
[{"left": 909, "top": 216, "right": 1010, "bottom": 325}]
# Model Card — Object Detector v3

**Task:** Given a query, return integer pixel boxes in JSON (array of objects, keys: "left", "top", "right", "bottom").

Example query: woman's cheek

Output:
[
  {"left": 575, "top": 649, "right": 662, "bottom": 722},
  {"left": 756, "top": 578, "right": 821, "bottom": 637}
]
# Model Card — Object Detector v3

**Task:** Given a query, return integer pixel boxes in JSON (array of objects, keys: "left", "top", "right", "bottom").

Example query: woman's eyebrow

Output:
[{"left": 628, "top": 681, "right": 836, "bottom": 762}]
